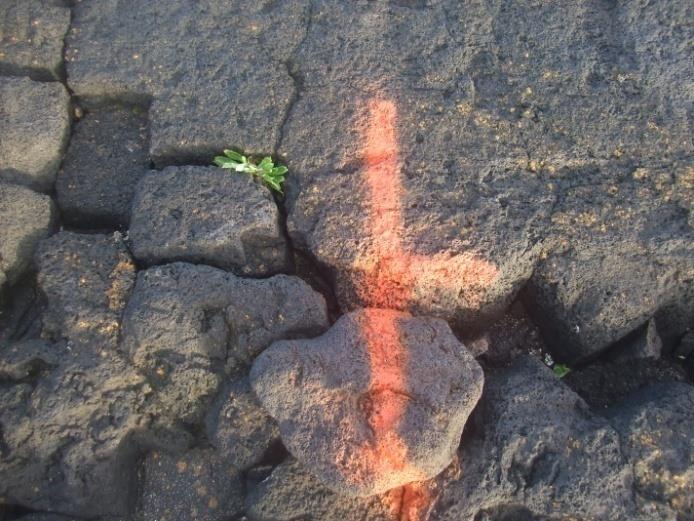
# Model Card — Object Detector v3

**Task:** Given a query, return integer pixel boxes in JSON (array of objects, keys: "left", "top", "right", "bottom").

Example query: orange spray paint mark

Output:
[{"left": 350, "top": 98, "right": 499, "bottom": 520}]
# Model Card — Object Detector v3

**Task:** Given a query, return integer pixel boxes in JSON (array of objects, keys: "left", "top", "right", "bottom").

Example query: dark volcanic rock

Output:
[
  {"left": 608, "top": 382, "right": 694, "bottom": 520},
  {"left": 205, "top": 377, "right": 279, "bottom": 470},
  {"left": 245, "top": 458, "right": 396, "bottom": 521},
  {"left": 66, "top": 0, "right": 310, "bottom": 164},
  {"left": 527, "top": 161, "right": 694, "bottom": 363},
  {"left": 0, "top": 183, "right": 56, "bottom": 302},
  {"left": 129, "top": 166, "right": 290, "bottom": 276},
  {"left": 0, "top": 340, "right": 151, "bottom": 518},
  {"left": 137, "top": 448, "right": 244, "bottom": 521},
  {"left": 565, "top": 358, "right": 689, "bottom": 410},
  {"left": 433, "top": 356, "right": 635, "bottom": 520},
  {"left": 35, "top": 231, "right": 136, "bottom": 350},
  {"left": 56, "top": 105, "right": 150, "bottom": 227},
  {"left": 251, "top": 308, "right": 484, "bottom": 496},
  {"left": 120, "top": 262, "right": 328, "bottom": 424},
  {"left": 0, "top": 77, "right": 70, "bottom": 191},
  {"left": 0, "top": 0, "right": 71, "bottom": 81}
]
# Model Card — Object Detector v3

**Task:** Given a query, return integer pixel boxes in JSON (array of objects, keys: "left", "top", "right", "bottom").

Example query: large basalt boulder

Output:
[
  {"left": 251, "top": 308, "right": 484, "bottom": 496},
  {"left": 433, "top": 356, "right": 635, "bottom": 520},
  {"left": 129, "top": 167, "right": 290, "bottom": 277},
  {"left": 0, "top": 182, "right": 55, "bottom": 302},
  {"left": 0, "top": 77, "right": 70, "bottom": 191}
]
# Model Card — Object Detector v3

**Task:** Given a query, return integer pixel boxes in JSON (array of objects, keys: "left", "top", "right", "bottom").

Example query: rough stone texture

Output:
[
  {"left": 65, "top": 0, "right": 694, "bottom": 359},
  {"left": 608, "top": 382, "right": 694, "bottom": 521},
  {"left": 129, "top": 167, "right": 290, "bottom": 276},
  {"left": 0, "top": 0, "right": 71, "bottom": 81},
  {"left": 205, "top": 377, "right": 279, "bottom": 470},
  {"left": 137, "top": 449, "right": 244, "bottom": 521},
  {"left": 0, "top": 77, "right": 70, "bottom": 191},
  {"left": 0, "top": 339, "right": 151, "bottom": 518},
  {"left": 433, "top": 356, "right": 635, "bottom": 520},
  {"left": 66, "top": 0, "right": 310, "bottom": 165},
  {"left": 56, "top": 105, "right": 150, "bottom": 227},
  {"left": 245, "top": 458, "right": 396, "bottom": 521},
  {"left": 0, "top": 182, "right": 55, "bottom": 302},
  {"left": 565, "top": 358, "right": 689, "bottom": 410},
  {"left": 251, "top": 308, "right": 484, "bottom": 496},
  {"left": 35, "top": 231, "right": 136, "bottom": 350},
  {"left": 526, "top": 160, "right": 694, "bottom": 363},
  {"left": 120, "top": 262, "right": 329, "bottom": 424}
]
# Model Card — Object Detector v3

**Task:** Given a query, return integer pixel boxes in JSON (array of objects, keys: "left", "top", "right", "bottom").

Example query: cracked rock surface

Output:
[
  {"left": 0, "top": 182, "right": 55, "bottom": 302},
  {"left": 129, "top": 167, "right": 290, "bottom": 277},
  {"left": 251, "top": 308, "right": 484, "bottom": 496},
  {"left": 0, "top": 0, "right": 692, "bottom": 519},
  {"left": 0, "top": 77, "right": 70, "bottom": 191}
]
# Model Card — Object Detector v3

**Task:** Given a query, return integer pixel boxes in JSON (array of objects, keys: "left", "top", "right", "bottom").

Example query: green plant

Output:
[
  {"left": 553, "top": 363, "right": 571, "bottom": 378},
  {"left": 213, "top": 149, "right": 287, "bottom": 193}
]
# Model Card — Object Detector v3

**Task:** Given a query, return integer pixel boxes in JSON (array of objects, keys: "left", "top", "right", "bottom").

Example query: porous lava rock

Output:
[
  {"left": 204, "top": 377, "right": 280, "bottom": 470},
  {"left": 0, "top": 0, "right": 71, "bottom": 81},
  {"left": 66, "top": 0, "right": 309, "bottom": 165},
  {"left": 433, "top": 356, "right": 635, "bottom": 520},
  {"left": 245, "top": 458, "right": 396, "bottom": 521},
  {"left": 137, "top": 448, "right": 244, "bottom": 521},
  {"left": 0, "top": 77, "right": 70, "bottom": 191},
  {"left": 0, "top": 339, "right": 151, "bottom": 518},
  {"left": 35, "top": 231, "right": 136, "bottom": 350},
  {"left": 120, "top": 262, "right": 329, "bottom": 424},
  {"left": 251, "top": 308, "right": 484, "bottom": 496},
  {"left": 0, "top": 182, "right": 55, "bottom": 301},
  {"left": 56, "top": 105, "right": 150, "bottom": 227},
  {"left": 129, "top": 166, "right": 290, "bottom": 276},
  {"left": 608, "top": 382, "right": 694, "bottom": 520}
]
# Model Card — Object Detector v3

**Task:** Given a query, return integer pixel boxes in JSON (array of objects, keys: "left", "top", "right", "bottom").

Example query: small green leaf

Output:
[
  {"left": 259, "top": 157, "right": 274, "bottom": 172},
  {"left": 223, "top": 149, "right": 244, "bottom": 162},
  {"left": 553, "top": 363, "right": 571, "bottom": 378},
  {"left": 214, "top": 156, "right": 235, "bottom": 167},
  {"left": 213, "top": 148, "right": 287, "bottom": 193}
]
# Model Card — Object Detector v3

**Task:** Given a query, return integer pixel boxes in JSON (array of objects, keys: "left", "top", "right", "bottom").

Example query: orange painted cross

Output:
[{"left": 351, "top": 97, "right": 498, "bottom": 520}]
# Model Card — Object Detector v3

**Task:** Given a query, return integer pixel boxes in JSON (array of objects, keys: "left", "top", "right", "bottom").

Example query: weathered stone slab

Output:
[
  {"left": 0, "top": 340, "right": 151, "bottom": 518},
  {"left": 526, "top": 161, "right": 694, "bottom": 363},
  {"left": 56, "top": 105, "right": 150, "bottom": 227},
  {"left": 36, "top": 231, "right": 136, "bottom": 350},
  {"left": 0, "top": 77, "right": 70, "bottom": 191},
  {"left": 0, "top": 0, "right": 71, "bottom": 81},
  {"left": 129, "top": 166, "right": 290, "bottom": 277},
  {"left": 66, "top": 0, "right": 310, "bottom": 165},
  {"left": 0, "top": 182, "right": 55, "bottom": 302},
  {"left": 138, "top": 449, "right": 244, "bottom": 521},
  {"left": 120, "top": 262, "right": 328, "bottom": 424},
  {"left": 608, "top": 382, "right": 694, "bottom": 520},
  {"left": 251, "top": 308, "right": 483, "bottom": 496},
  {"left": 433, "top": 356, "right": 635, "bottom": 520}
]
